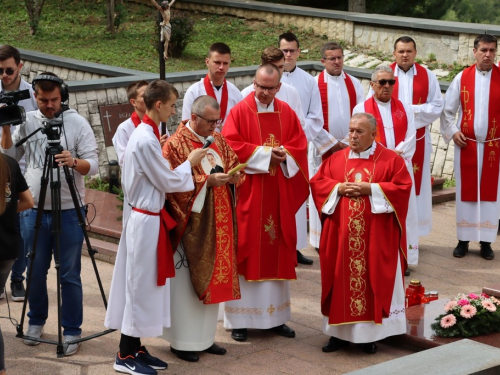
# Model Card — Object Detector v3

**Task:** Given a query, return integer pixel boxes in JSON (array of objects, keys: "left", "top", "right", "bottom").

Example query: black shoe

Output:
[
  {"left": 322, "top": 336, "right": 349, "bottom": 352},
  {"left": 453, "top": 241, "right": 469, "bottom": 258},
  {"left": 315, "top": 247, "right": 319, "bottom": 254},
  {"left": 231, "top": 328, "right": 248, "bottom": 342},
  {"left": 404, "top": 268, "right": 410, "bottom": 277},
  {"left": 361, "top": 342, "right": 377, "bottom": 354},
  {"left": 297, "top": 250, "right": 313, "bottom": 265},
  {"left": 204, "top": 343, "right": 226, "bottom": 355},
  {"left": 10, "top": 281, "right": 25, "bottom": 302},
  {"left": 480, "top": 242, "right": 494, "bottom": 260},
  {"left": 271, "top": 324, "right": 295, "bottom": 338},
  {"left": 170, "top": 347, "right": 199, "bottom": 362}
]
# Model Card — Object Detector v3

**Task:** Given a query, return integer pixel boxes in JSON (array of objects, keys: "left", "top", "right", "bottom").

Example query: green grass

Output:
[
  {"left": 0, "top": 0, "right": 324, "bottom": 73},
  {"left": 443, "top": 178, "right": 456, "bottom": 188}
]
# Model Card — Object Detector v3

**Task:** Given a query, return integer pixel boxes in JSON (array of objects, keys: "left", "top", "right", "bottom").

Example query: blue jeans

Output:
[
  {"left": 10, "top": 213, "right": 26, "bottom": 282},
  {"left": 20, "top": 208, "right": 84, "bottom": 336}
]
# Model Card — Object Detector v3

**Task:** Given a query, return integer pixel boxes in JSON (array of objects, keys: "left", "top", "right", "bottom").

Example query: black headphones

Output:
[{"left": 32, "top": 74, "right": 69, "bottom": 103}]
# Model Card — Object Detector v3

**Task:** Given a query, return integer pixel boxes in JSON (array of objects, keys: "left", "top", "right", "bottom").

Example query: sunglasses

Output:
[
  {"left": 0, "top": 67, "right": 17, "bottom": 76},
  {"left": 373, "top": 79, "right": 396, "bottom": 86}
]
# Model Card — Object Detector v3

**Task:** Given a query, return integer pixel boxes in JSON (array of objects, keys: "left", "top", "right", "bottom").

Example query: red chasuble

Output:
[
  {"left": 310, "top": 145, "right": 411, "bottom": 325},
  {"left": 459, "top": 65, "right": 500, "bottom": 202},
  {"left": 318, "top": 70, "right": 357, "bottom": 161},
  {"left": 163, "top": 122, "right": 242, "bottom": 304},
  {"left": 222, "top": 94, "right": 309, "bottom": 281},
  {"left": 364, "top": 97, "right": 408, "bottom": 149},
  {"left": 390, "top": 62, "right": 429, "bottom": 195}
]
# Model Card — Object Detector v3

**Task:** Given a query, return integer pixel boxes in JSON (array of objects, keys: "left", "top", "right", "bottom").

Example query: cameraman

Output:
[
  {"left": 0, "top": 72, "right": 98, "bottom": 356},
  {"left": 0, "top": 45, "right": 37, "bottom": 302}
]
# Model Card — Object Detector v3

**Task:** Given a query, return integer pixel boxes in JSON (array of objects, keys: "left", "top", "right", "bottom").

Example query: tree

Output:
[
  {"left": 349, "top": 0, "right": 365, "bottom": 12},
  {"left": 24, "top": 0, "right": 46, "bottom": 35}
]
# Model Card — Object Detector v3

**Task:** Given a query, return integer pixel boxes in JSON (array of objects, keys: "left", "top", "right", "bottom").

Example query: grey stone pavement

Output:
[{"left": 2, "top": 200, "right": 499, "bottom": 374}]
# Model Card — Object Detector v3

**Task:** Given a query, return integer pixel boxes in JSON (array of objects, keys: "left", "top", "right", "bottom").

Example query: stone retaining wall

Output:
[{"left": 162, "top": 0, "right": 498, "bottom": 66}]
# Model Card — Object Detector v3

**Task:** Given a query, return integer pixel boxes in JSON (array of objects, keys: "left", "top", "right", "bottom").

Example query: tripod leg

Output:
[
  {"left": 63, "top": 166, "right": 109, "bottom": 309},
  {"left": 50, "top": 162, "right": 65, "bottom": 357}
]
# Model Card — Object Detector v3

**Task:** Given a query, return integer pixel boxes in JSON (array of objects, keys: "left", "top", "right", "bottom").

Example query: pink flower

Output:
[
  {"left": 482, "top": 300, "right": 497, "bottom": 312},
  {"left": 468, "top": 293, "right": 479, "bottom": 300},
  {"left": 458, "top": 299, "right": 470, "bottom": 306},
  {"left": 460, "top": 305, "right": 477, "bottom": 319},
  {"left": 444, "top": 300, "right": 458, "bottom": 312},
  {"left": 440, "top": 314, "right": 457, "bottom": 328},
  {"left": 481, "top": 293, "right": 490, "bottom": 298}
]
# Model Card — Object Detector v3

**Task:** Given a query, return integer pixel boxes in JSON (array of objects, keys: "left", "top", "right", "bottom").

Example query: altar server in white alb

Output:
[
  {"left": 278, "top": 32, "right": 324, "bottom": 265},
  {"left": 105, "top": 80, "right": 207, "bottom": 375},
  {"left": 389, "top": 36, "right": 443, "bottom": 239},
  {"left": 441, "top": 34, "right": 500, "bottom": 261},
  {"left": 241, "top": 47, "right": 305, "bottom": 127},
  {"left": 181, "top": 42, "right": 242, "bottom": 132},
  {"left": 309, "top": 41, "right": 364, "bottom": 251},
  {"left": 354, "top": 65, "right": 418, "bottom": 267}
]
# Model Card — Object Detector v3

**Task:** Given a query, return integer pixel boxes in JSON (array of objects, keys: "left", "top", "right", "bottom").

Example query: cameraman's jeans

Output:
[
  {"left": 10, "top": 213, "right": 27, "bottom": 282},
  {"left": 21, "top": 208, "right": 84, "bottom": 336}
]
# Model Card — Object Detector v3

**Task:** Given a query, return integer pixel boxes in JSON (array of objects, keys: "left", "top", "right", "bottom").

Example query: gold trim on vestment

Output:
[{"left": 348, "top": 197, "right": 367, "bottom": 317}]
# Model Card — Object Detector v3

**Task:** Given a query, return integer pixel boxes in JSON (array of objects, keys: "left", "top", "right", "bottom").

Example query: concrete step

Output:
[
  {"left": 346, "top": 339, "right": 500, "bottom": 375},
  {"left": 82, "top": 237, "right": 118, "bottom": 265}
]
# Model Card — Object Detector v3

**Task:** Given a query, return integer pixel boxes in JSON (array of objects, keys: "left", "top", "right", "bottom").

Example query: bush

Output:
[{"left": 168, "top": 14, "right": 195, "bottom": 58}]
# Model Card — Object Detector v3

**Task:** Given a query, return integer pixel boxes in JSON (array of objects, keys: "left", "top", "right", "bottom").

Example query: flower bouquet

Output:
[{"left": 431, "top": 293, "right": 500, "bottom": 338}]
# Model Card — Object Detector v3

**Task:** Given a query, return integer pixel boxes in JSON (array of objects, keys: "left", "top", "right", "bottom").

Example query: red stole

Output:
[
  {"left": 141, "top": 114, "right": 160, "bottom": 141},
  {"left": 364, "top": 97, "right": 407, "bottom": 148},
  {"left": 204, "top": 75, "right": 228, "bottom": 122},
  {"left": 391, "top": 63, "right": 429, "bottom": 195},
  {"left": 191, "top": 140, "right": 236, "bottom": 304},
  {"left": 132, "top": 207, "right": 177, "bottom": 286},
  {"left": 459, "top": 65, "right": 500, "bottom": 202},
  {"left": 131, "top": 111, "right": 141, "bottom": 127},
  {"left": 318, "top": 70, "right": 356, "bottom": 161}
]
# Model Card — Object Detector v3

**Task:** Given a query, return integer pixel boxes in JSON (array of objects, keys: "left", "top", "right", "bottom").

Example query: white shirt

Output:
[{"left": 181, "top": 78, "right": 243, "bottom": 132}]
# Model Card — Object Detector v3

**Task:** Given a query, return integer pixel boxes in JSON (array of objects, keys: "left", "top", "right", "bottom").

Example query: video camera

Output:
[{"left": 0, "top": 89, "right": 30, "bottom": 126}]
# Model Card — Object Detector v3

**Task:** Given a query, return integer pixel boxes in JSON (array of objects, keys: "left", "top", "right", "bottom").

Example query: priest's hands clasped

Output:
[
  {"left": 338, "top": 182, "right": 372, "bottom": 197},
  {"left": 270, "top": 147, "right": 286, "bottom": 166}
]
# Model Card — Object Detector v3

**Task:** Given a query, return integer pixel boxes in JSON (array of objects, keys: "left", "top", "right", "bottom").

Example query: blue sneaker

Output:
[
  {"left": 136, "top": 346, "right": 168, "bottom": 370},
  {"left": 113, "top": 352, "right": 157, "bottom": 375}
]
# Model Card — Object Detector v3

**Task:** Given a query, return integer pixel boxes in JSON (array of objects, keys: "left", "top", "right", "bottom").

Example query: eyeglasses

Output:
[
  {"left": 254, "top": 82, "right": 280, "bottom": 93},
  {"left": 281, "top": 49, "right": 298, "bottom": 54},
  {"left": 322, "top": 56, "right": 343, "bottom": 62},
  {"left": 372, "top": 79, "right": 396, "bottom": 86},
  {"left": 0, "top": 67, "right": 18, "bottom": 76},
  {"left": 195, "top": 114, "right": 222, "bottom": 126}
]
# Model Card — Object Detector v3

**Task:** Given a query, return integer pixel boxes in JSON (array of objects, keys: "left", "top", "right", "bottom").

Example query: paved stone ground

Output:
[{"left": 1, "top": 201, "right": 499, "bottom": 374}]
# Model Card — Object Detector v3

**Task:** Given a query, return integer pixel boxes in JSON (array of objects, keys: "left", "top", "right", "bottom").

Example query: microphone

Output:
[{"left": 202, "top": 135, "right": 215, "bottom": 149}]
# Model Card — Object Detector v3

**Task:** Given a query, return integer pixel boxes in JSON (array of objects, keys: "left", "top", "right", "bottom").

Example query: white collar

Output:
[
  {"left": 394, "top": 64, "right": 416, "bottom": 77},
  {"left": 323, "top": 69, "right": 346, "bottom": 82},
  {"left": 186, "top": 121, "right": 206, "bottom": 143},
  {"left": 349, "top": 141, "right": 377, "bottom": 159},
  {"left": 254, "top": 96, "right": 274, "bottom": 111}
]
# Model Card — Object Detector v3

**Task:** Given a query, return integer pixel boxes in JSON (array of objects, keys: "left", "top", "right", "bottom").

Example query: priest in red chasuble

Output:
[
  {"left": 221, "top": 64, "right": 309, "bottom": 342},
  {"left": 161, "top": 96, "right": 243, "bottom": 362},
  {"left": 441, "top": 34, "right": 500, "bottom": 261},
  {"left": 311, "top": 113, "right": 411, "bottom": 355}
]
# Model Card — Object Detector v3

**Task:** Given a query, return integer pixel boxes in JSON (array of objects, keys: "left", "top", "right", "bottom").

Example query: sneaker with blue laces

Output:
[
  {"left": 113, "top": 352, "right": 157, "bottom": 375},
  {"left": 136, "top": 346, "right": 168, "bottom": 370}
]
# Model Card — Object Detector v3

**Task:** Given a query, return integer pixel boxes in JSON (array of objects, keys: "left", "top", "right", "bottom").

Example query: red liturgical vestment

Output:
[
  {"left": 222, "top": 94, "right": 309, "bottom": 281},
  {"left": 310, "top": 145, "right": 411, "bottom": 325}
]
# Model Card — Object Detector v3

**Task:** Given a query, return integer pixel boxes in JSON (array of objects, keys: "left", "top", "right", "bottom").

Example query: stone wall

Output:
[
  {"left": 164, "top": 0, "right": 497, "bottom": 66},
  {"left": 21, "top": 60, "right": 109, "bottom": 83}
]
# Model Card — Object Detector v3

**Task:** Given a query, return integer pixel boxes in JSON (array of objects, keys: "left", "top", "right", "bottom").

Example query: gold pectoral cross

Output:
[
  {"left": 264, "top": 134, "right": 281, "bottom": 176},
  {"left": 489, "top": 118, "right": 498, "bottom": 146}
]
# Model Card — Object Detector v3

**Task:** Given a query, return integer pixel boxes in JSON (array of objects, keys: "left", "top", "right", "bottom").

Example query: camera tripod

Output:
[{"left": 15, "top": 121, "right": 115, "bottom": 357}]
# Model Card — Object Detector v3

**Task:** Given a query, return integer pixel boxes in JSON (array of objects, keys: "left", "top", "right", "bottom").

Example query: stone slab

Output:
[
  {"left": 345, "top": 339, "right": 500, "bottom": 375},
  {"left": 483, "top": 284, "right": 500, "bottom": 298}
]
